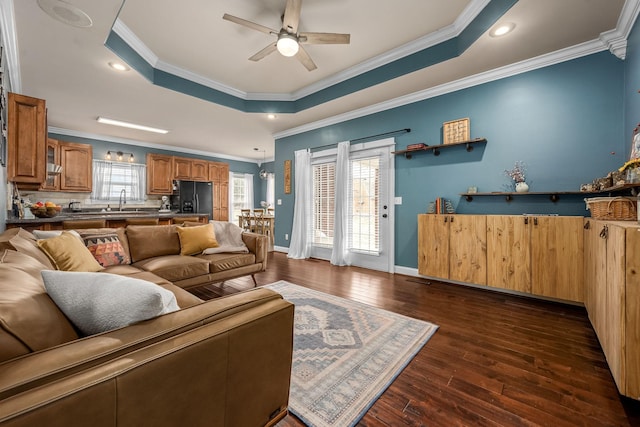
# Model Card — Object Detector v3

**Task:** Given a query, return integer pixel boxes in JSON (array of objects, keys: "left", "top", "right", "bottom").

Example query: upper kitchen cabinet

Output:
[
  {"left": 191, "top": 159, "right": 209, "bottom": 181},
  {"left": 147, "top": 153, "right": 174, "bottom": 194},
  {"left": 59, "top": 141, "right": 92, "bottom": 192},
  {"left": 7, "top": 92, "right": 47, "bottom": 189}
]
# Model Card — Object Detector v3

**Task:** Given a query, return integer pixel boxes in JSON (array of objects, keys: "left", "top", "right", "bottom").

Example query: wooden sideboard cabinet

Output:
[
  {"left": 583, "top": 219, "right": 640, "bottom": 399},
  {"left": 417, "top": 214, "right": 487, "bottom": 285},
  {"left": 147, "top": 153, "right": 174, "bottom": 194},
  {"left": 486, "top": 215, "right": 583, "bottom": 302},
  {"left": 7, "top": 92, "right": 47, "bottom": 189}
]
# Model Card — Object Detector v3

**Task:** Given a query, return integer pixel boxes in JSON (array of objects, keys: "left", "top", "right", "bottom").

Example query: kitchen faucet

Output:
[{"left": 118, "top": 189, "right": 126, "bottom": 211}]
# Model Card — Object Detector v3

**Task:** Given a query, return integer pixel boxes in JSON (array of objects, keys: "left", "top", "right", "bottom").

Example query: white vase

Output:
[{"left": 515, "top": 182, "right": 529, "bottom": 193}]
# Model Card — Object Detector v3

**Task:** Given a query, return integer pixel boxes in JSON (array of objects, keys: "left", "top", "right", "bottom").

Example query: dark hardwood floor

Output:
[{"left": 190, "top": 252, "right": 640, "bottom": 426}]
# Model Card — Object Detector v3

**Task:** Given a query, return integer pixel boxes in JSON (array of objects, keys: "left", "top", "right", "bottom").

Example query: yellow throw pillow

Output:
[
  {"left": 37, "top": 231, "right": 103, "bottom": 272},
  {"left": 176, "top": 223, "right": 219, "bottom": 255}
]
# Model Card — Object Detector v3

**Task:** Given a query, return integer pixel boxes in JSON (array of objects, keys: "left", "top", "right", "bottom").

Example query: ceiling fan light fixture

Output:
[{"left": 277, "top": 34, "right": 299, "bottom": 57}]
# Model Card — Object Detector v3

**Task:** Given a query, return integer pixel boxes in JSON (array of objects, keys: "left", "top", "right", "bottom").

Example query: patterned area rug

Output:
[{"left": 264, "top": 281, "right": 438, "bottom": 427}]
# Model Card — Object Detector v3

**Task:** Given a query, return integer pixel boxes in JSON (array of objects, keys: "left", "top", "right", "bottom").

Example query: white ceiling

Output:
[{"left": 7, "top": 0, "right": 629, "bottom": 163}]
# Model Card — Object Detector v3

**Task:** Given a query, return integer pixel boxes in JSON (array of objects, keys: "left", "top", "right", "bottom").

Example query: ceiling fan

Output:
[{"left": 222, "top": 0, "right": 350, "bottom": 71}]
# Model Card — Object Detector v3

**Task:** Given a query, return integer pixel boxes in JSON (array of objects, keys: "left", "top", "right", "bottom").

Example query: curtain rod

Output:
[{"left": 310, "top": 128, "right": 411, "bottom": 152}]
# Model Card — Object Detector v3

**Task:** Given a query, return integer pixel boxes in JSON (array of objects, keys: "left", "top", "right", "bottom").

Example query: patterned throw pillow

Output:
[{"left": 79, "top": 231, "right": 130, "bottom": 267}]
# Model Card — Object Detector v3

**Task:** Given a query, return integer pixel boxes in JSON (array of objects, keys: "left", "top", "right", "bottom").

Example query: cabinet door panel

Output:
[
  {"left": 59, "top": 142, "right": 92, "bottom": 192},
  {"left": 417, "top": 215, "right": 449, "bottom": 279},
  {"left": 583, "top": 219, "right": 607, "bottom": 343},
  {"left": 606, "top": 225, "right": 626, "bottom": 393},
  {"left": 626, "top": 226, "right": 640, "bottom": 398},
  {"left": 173, "top": 157, "right": 191, "bottom": 180},
  {"left": 191, "top": 160, "right": 208, "bottom": 181},
  {"left": 449, "top": 215, "right": 487, "bottom": 285},
  {"left": 8, "top": 93, "right": 46, "bottom": 187},
  {"left": 487, "top": 215, "right": 531, "bottom": 293},
  {"left": 147, "top": 154, "right": 173, "bottom": 194},
  {"left": 41, "top": 138, "right": 59, "bottom": 190},
  {"left": 531, "top": 216, "right": 583, "bottom": 302}
]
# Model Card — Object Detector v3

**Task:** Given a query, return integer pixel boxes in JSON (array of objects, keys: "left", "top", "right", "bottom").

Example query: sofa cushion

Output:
[
  {"left": 133, "top": 255, "right": 210, "bottom": 282},
  {"left": 176, "top": 223, "right": 219, "bottom": 255},
  {"left": 37, "top": 232, "right": 104, "bottom": 272},
  {"left": 1, "top": 229, "right": 56, "bottom": 269},
  {"left": 0, "top": 250, "right": 79, "bottom": 361},
  {"left": 41, "top": 271, "right": 180, "bottom": 336},
  {"left": 78, "top": 229, "right": 130, "bottom": 267},
  {"left": 126, "top": 225, "right": 181, "bottom": 262},
  {"left": 198, "top": 252, "right": 257, "bottom": 273}
]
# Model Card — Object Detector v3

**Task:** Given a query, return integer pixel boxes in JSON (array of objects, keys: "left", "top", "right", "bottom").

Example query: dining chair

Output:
[
  {"left": 252, "top": 209, "right": 266, "bottom": 234},
  {"left": 267, "top": 208, "right": 275, "bottom": 216},
  {"left": 240, "top": 209, "right": 252, "bottom": 232}
]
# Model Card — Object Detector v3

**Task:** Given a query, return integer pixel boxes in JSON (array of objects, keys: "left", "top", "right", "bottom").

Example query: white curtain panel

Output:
[
  {"left": 243, "top": 173, "right": 254, "bottom": 210},
  {"left": 91, "top": 160, "right": 113, "bottom": 201},
  {"left": 330, "top": 141, "right": 351, "bottom": 266},
  {"left": 228, "top": 171, "right": 235, "bottom": 220},
  {"left": 266, "top": 173, "right": 275, "bottom": 207},
  {"left": 129, "top": 163, "right": 146, "bottom": 201},
  {"left": 288, "top": 149, "right": 312, "bottom": 259}
]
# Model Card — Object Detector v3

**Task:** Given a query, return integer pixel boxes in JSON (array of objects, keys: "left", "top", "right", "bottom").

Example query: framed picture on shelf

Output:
[{"left": 443, "top": 117, "right": 470, "bottom": 145}]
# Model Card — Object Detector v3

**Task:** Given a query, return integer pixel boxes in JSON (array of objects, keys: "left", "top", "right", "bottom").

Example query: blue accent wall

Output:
[
  {"left": 274, "top": 51, "right": 625, "bottom": 269},
  {"left": 625, "top": 14, "right": 640, "bottom": 144}
]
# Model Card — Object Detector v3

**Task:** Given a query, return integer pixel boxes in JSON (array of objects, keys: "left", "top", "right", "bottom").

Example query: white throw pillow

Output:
[
  {"left": 41, "top": 270, "right": 179, "bottom": 336},
  {"left": 33, "top": 229, "right": 81, "bottom": 240}
]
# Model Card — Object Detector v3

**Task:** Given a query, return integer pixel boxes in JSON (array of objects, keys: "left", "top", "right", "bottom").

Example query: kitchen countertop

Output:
[{"left": 6, "top": 211, "right": 208, "bottom": 225}]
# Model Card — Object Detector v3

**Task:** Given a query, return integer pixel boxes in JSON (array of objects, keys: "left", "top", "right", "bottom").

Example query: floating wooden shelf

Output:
[
  {"left": 461, "top": 184, "right": 640, "bottom": 203},
  {"left": 393, "top": 138, "right": 487, "bottom": 159}
]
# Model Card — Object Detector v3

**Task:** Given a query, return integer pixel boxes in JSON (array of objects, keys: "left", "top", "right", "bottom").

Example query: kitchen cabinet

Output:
[
  {"left": 583, "top": 220, "right": 640, "bottom": 399},
  {"left": 41, "top": 138, "right": 60, "bottom": 191},
  {"left": 191, "top": 159, "right": 209, "bottom": 181},
  {"left": 40, "top": 140, "right": 92, "bottom": 192},
  {"left": 418, "top": 214, "right": 487, "bottom": 285},
  {"left": 486, "top": 215, "right": 583, "bottom": 302},
  {"left": 147, "top": 153, "right": 174, "bottom": 194},
  {"left": 7, "top": 92, "right": 47, "bottom": 189},
  {"left": 59, "top": 141, "right": 92, "bottom": 192},
  {"left": 209, "top": 162, "right": 230, "bottom": 221},
  {"left": 173, "top": 157, "right": 192, "bottom": 180}
]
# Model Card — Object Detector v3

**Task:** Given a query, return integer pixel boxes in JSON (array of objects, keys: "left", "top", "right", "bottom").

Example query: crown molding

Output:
[
  {"left": 111, "top": 0, "right": 490, "bottom": 103},
  {"left": 600, "top": 0, "right": 640, "bottom": 59},
  {"left": 0, "top": 0, "right": 21, "bottom": 93},
  {"left": 47, "top": 126, "right": 259, "bottom": 164},
  {"left": 274, "top": 39, "right": 609, "bottom": 140}
]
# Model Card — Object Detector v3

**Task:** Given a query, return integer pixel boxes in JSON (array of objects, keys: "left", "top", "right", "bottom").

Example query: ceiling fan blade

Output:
[
  {"left": 223, "top": 13, "right": 277, "bottom": 35},
  {"left": 249, "top": 43, "right": 277, "bottom": 61},
  {"left": 295, "top": 45, "right": 317, "bottom": 71},
  {"left": 282, "top": 0, "right": 302, "bottom": 34},
  {"left": 299, "top": 32, "right": 350, "bottom": 45}
]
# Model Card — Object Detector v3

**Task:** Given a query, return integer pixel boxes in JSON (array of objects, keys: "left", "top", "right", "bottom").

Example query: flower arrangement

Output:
[{"left": 504, "top": 161, "right": 527, "bottom": 183}]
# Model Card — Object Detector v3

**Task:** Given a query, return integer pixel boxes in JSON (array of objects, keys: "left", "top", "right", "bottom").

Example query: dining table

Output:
[{"left": 238, "top": 212, "right": 274, "bottom": 247}]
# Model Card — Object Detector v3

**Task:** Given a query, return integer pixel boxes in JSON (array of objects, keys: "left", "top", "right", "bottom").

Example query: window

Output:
[
  {"left": 312, "top": 162, "right": 335, "bottom": 247},
  {"left": 229, "top": 173, "right": 254, "bottom": 220},
  {"left": 350, "top": 157, "right": 379, "bottom": 253},
  {"left": 91, "top": 160, "right": 146, "bottom": 204}
]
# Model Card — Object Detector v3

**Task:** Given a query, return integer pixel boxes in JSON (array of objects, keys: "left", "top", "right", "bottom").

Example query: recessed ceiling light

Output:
[
  {"left": 490, "top": 22, "right": 516, "bottom": 37},
  {"left": 108, "top": 61, "right": 129, "bottom": 72},
  {"left": 267, "top": 114, "right": 277, "bottom": 120},
  {"left": 37, "top": 0, "right": 93, "bottom": 28},
  {"left": 97, "top": 117, "right": 169, "bottom": 134},
  {"left": 109, "top": 61, "right": 129, "bottom": 71}
]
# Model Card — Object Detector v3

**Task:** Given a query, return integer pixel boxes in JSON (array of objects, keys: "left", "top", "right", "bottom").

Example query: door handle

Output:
[{"left": 382, "top": 214, "right": 388, "bottom": 218}]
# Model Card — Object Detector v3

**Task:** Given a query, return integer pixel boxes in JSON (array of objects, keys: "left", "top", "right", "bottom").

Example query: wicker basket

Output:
[{"left": 585, "top": 197, "right": 637, "bottom": 220}]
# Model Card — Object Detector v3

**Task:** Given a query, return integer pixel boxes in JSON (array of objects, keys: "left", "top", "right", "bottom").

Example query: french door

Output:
[{"left": 310, "top": 139, "right": 395, "bottom": 272}]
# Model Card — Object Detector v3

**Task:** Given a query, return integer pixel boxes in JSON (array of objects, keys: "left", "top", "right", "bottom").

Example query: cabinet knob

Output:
[
  {"left": 599, "top": 225, "right": 608, "bottom": 239},
  {"left": 524, "top": 217, "right": 529, "bottom": 225},
  {"left": 584, "top": 221, "right": 590, "bottom": 230}
]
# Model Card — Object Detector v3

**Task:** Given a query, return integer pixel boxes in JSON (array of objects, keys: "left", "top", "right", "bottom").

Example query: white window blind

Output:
[{"left": 312, "top": 162, "right": 335, "bottom": 247}]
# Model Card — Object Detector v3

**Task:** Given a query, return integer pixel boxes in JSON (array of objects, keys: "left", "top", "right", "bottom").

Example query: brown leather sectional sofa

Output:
[{"left": 0, "top": 226, "right": 293, "bottom": 426}]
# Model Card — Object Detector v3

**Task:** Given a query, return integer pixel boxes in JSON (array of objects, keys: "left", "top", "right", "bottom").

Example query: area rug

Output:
[{"left": 264, "top": 281, "right": 438, "bottom": 427}]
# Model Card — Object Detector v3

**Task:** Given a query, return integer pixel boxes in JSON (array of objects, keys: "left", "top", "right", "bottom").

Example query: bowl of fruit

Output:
[{"left": 30, "top": 201, "right": 62, "bottom": 218}]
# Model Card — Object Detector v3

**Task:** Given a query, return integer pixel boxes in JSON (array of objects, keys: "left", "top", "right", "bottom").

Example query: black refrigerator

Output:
[{"left": 171, "top": 180, "right": 213, "bottom": 220}]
